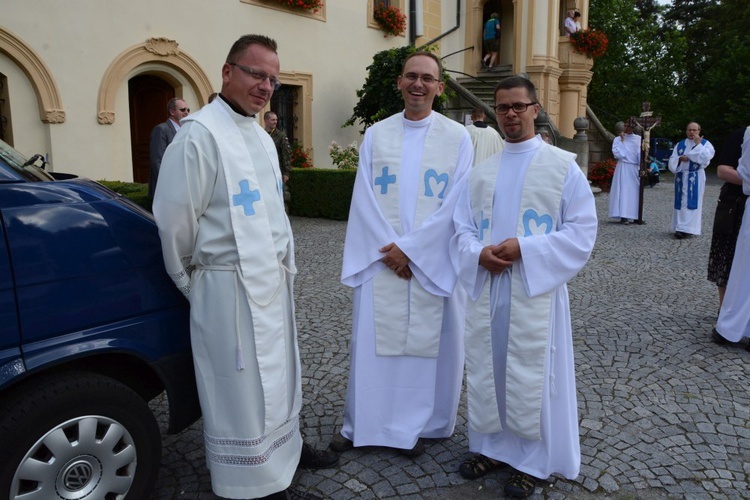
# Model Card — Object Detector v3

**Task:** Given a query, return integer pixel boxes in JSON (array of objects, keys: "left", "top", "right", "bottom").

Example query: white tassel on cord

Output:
[{"left": 234, "top": 274, "right": 245, "bottom": 370}]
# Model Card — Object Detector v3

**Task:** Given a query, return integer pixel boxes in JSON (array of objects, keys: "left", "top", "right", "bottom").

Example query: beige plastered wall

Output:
[{"left": 1, "top": 0, "right": 401, "bottom": 180}]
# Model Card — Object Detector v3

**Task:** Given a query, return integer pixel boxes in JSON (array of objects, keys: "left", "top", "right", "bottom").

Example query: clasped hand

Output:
[
  {"left": 479, "top": 238, "right": 521, "bottom": 274},
  {"left": 380, "top": 243, "right": 412, "bottom": 280}
]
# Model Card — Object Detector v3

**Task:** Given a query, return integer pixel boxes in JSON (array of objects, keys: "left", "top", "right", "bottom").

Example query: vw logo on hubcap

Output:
[{"left": 63, "top": 461, "right": 93, "bottom": 491}]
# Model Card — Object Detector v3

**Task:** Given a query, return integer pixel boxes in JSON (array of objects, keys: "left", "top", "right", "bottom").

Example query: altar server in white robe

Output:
[
  {"left": 154, "top": 35, "right": 316, "bottom": 500},
  {"left": 466, "top": 106, "right": 505, "bottom": 165},
  {"left": 450, "top": 76, "right": 597, "bottom": 499},
  {"left": 668, "top": 122, "right": 715, "bottom": 239},
  {"left": 715, "top": 126, "right": 750, "bottom": 347},
  {"left": 609, "top": 118, "right": 641, "bottom": 224},
  {"left": 332, "top": 51, "right": 472, "bottom": 456}
]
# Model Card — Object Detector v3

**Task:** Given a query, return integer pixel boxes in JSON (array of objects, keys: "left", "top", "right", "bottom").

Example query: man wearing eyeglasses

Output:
[
  {"left": 148, "top": 97, "right": 189, "bottom": 197},
  {"left": 333, "top": 51, "right": 472, "bottom": 458},
  {"left": 153, "top": 34, "right": 322, "bottom": 500},
  {"left": 451, "top": 76, "right": 597, "bottom": 498},
  {"left": 668, "top": 122, "right": 715, "bottom": 239}
]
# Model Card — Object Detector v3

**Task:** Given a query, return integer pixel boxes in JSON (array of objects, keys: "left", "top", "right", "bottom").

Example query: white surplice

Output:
[
  {"left": 153, "top": 99, "right": 302, "bottom": 499},
  {"left": 466, "top": 122, "right": 505, "bottom": 166},
  {"left": 668, "top": 138, "right": 715, "bottom": 235},
  {"left": 450, "top": 137, "right": 597, "bottom": 480},
  {"left": 339, "top": 111, "right": 472, "bottom": 450},
  {"left": 609, "top": 132, "right": 641, "bottom": 220},
  {"left": 716, "top": 126, "right": 750, "bottom": 341}
]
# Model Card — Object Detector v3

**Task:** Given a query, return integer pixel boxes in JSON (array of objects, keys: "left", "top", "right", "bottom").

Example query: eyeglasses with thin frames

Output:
[
  {"left": 401, "top": 73, "right": 440, "bottom": 85},
  {"left": 494, "top": 102, "right": 537, "bottom": 115},
  {"left": 229, "top": 63, "right": 282, "bottom": 91},
  {"left": 178, "top": 107, "right": 190, "bottom": 112}
]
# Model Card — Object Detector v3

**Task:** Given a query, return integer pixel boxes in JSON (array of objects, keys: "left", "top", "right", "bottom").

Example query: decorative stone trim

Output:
[
  {"left": 0, "top": 26, "right": 65, "bottom": 123},
  {"left": 97, "top": 38, "right": 213, "bottom": 124}
]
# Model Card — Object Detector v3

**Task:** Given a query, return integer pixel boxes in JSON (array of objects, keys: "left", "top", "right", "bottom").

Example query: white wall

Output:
[{"left": 1, "top": 0, "right": 401, "bottom": 180}]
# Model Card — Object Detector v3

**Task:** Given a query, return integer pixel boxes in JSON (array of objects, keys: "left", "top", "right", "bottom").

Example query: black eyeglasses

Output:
[
  {"left": 494, "top": 102, "right": 537, "bottom": 114},
  {"left": 229, "top": 63, "right": 282, "bottom": 91},
  {"left": 402, "top": 73, "right": 439, "bottom": 84},
  {"left": 179, "top": 107, "right": 190, "bottom": 112}
]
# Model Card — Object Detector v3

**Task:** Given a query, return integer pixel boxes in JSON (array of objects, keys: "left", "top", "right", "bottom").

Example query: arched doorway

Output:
[
  {"left": 0, "top": 73, "right": 12, "bottom": 145},
  {"left": 128, "top": 75, "right": 175, "bottom": 184}
]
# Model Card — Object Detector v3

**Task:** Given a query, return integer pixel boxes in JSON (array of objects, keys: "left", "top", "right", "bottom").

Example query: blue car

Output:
[{"left": 0, "top": 139, "right": 199, "bottom": 499}]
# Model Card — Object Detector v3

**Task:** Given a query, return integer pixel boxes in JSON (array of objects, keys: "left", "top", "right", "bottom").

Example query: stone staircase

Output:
[{"left": 443, "top": 64, "right": 514, "bottom": 123}]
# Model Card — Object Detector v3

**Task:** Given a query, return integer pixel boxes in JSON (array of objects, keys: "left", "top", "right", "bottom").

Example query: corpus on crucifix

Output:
[{"left": 633, "top": 102, "right": 661, "bottom": 224}]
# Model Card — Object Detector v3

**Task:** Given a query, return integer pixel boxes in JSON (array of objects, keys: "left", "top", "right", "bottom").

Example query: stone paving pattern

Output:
[{"left": 150, "top": 172, "right": 749, "bottom": 499}]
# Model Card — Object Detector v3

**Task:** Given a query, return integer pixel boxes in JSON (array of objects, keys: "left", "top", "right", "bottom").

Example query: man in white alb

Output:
[
  {"left": 668, "top": 122, "right": 715, "bottom": 239},
  {"left": 153, "top": 34, "right": 321, "bottom": 500},
  {"left": 331, "top": 51, "right": 472, "bottom": 457},
  {"left": 451, "top": 76, "right": 597, "bottom": 498},
  {"left": 609, "top": 118, "right": 642, "bottom": 224},
  {"left": 466, "top": 106, "right": 505, "bottom": 166}
]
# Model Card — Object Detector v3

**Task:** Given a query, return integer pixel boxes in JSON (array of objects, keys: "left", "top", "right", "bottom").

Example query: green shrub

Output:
[
  {"left": 288, "top": 168, "right": 355, "bottom": 220},
  {"left": 98, "top": 180, "right": 152, "bottom": 212},
  {"left": 98, "top": 171, "right": 356, "bottom": 221}
]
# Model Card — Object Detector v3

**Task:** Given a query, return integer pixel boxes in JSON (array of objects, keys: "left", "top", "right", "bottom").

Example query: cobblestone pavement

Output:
[{"left": 151, "top": 172, "right": 749, "bottom": 499}]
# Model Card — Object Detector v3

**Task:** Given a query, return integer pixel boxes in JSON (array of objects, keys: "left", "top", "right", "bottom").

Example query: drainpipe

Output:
[{"left": 415, "top": 0, "right": 462, "bottom": 49}]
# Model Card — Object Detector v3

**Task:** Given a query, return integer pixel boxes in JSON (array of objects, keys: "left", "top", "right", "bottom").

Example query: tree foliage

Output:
[{"left": 588, "top": 0, "right": 750, "bottom": 149}]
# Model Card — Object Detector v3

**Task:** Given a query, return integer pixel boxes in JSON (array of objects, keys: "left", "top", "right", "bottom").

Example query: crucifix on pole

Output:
[{"left": 633, "top": 102, "right": 661, "bottom": 225}]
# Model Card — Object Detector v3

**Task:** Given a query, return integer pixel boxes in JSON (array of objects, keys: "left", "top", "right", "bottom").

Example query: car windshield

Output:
[{"left": 0, "top": 139, "right": 55, "bottom": 182}]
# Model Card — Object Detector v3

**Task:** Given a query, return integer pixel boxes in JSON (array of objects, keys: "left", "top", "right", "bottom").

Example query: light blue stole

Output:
[
  {"left": 369, "top": 112, "right": 462, "bottom": 357},
  {"left": 465, "top": 143, "right": 572, "bottom": 440}
]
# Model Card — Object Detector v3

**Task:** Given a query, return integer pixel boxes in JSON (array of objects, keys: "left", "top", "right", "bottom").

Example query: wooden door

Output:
[{"left": 129, "top": 76, "right": 174, "bottom": 183}]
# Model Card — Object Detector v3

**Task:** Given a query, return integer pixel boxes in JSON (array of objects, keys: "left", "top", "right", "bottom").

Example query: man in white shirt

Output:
[{"left": 564, "top": 10, "right": 578, "bottom": 36}]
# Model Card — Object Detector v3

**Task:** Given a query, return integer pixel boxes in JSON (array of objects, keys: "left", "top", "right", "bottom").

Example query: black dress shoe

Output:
[
  {"left": 398, "top": 438, "right": 425, "bottom": 457},
  {"left": 329, "top": 433, "right": 354, "bottom": 452},
  {"left": 259, "top": 487, "right": 321, "bottom": 500},
  {"left": 283, "top": 487, "right": 322, "bottom": 500},
  {"left": 712, "top": 327, "right": 743, "bottom": 347},
  {"left": 298, "top": 442, "right": 339, "bottom": 469}
]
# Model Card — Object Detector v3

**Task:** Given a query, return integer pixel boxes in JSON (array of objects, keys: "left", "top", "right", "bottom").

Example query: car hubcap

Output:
[{"left": 11, "top": 416, "right": 137, "bottom": 500}]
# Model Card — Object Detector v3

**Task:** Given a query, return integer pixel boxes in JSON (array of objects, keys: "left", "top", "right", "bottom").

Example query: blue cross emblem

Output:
[
  {"left": 233, "top": 179, "right": 261, "bottom": 216},
  {"left": 479, "top": 210, "right": 490, "bottom": 241},
  {"left": 374, "top": 166, "right": 397, "bottom": 195}
]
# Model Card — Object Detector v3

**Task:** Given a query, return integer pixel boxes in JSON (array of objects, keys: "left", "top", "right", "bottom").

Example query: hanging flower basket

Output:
[
  {"left": 374, "top": 4, "right": 407, "bottom": 37},
  {"left": 570, "top": 28, "right": 609, "bottom": 59},
  {"left": 269, "top": 0, "right": 323, "bottom": 12}
]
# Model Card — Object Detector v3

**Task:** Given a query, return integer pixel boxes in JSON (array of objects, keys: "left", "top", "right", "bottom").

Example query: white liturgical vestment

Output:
[
  {"left": 450, "top": 137, "right": 597, "bottom": 480},
  {"left": 609, "top": 132, "right": 641, "bottom": 220},
  {"left": 716, "top": 126, "right": 750, "bottom": 342},
  {"left": 466, "top": 122, "right": 505, "bottom": 166},
  {"left": 668, "top": 137, "right": 715, "bottom": 235},
  {"left": 153, "top": 98, "right": 302, "bottom": 499},
  {"left": 339, "top": 111, "right": 472, "bottom": 450}
]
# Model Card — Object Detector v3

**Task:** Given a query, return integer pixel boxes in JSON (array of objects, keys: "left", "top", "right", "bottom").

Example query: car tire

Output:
[{"left": 0, "top": 371, "right": 162, "bottom": 500}]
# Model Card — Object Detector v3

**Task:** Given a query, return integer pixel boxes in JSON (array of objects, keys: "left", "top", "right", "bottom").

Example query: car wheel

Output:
[{"left": 0, "top": 371, "right": 161, "bottom": 500}]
